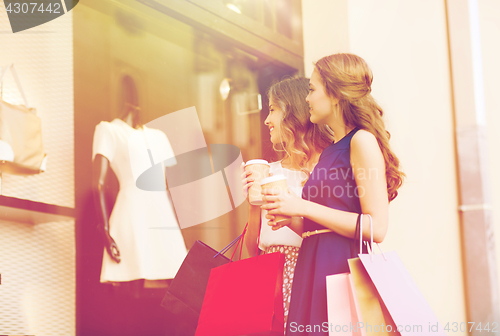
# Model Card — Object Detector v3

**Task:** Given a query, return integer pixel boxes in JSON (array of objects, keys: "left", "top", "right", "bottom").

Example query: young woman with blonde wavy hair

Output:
[
  {"left": 261, "top": 53, "right": 404, "bottom": 335},
  {"left": 241, "top": 77, "right": 334, "bottom": 329}
]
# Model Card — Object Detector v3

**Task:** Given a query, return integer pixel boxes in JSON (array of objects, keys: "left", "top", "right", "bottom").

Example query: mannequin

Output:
[
  {"left": 92, "top": 107, "right": 139, "bottom": 265},
  {"left": 91, "top": 76, "right": 187, "bottom": 292}
]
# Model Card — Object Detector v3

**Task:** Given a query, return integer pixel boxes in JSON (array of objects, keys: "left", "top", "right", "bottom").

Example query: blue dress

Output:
[{"left": 285, "top": 128, "right": 362, "bottom": 335}]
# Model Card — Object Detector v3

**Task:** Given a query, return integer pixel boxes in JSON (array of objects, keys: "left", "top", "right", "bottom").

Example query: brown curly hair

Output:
[
  {"left": 314, "top": 53, "right": 404, "bottom": 201},
  {"left": 268, "top": 77, "right": 335, "bottom": 186}
]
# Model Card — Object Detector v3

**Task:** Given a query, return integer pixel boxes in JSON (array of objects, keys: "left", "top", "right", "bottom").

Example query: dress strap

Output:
[{"left": 346, "top": 127, "right": 360, "bottom": 145}]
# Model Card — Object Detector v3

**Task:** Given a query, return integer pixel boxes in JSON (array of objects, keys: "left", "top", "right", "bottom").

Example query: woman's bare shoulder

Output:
[{"left": 351, "top": 129, "right": 379, "bottom": 151}]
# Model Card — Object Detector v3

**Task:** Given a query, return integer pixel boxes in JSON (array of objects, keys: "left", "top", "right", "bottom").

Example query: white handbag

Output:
[{"left": 0, "top": 64, "right": 47, "bottom": 174}]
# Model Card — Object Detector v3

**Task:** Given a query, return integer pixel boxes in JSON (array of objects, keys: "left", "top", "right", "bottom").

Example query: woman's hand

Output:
[
  {"left": 240, "top": 162, "right": 273, "bottom": 201},
  {"left": 261, "top": 187, "right": 306, "bottom": 228},
  {"left": 240, "top": 162, "right": 254, "bottom": 201},
  {"left": 265, "top": 215, "right": 292, "bottom": 231}
]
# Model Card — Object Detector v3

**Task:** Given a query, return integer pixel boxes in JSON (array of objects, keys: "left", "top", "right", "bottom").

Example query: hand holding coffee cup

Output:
[
  {"left": 260, "top": 175, "right": 291, "bottom": 226},
  {"left": 241, "top": 162, "right": 253, "bottom": 199},
  {"left": 244, "top": 160, "right": 270, "bottom": 205}
]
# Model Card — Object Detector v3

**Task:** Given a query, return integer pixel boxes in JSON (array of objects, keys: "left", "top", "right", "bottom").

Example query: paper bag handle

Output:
[
  {"left": 228, "top": 222, "right": 248, "bottom": 262},
  {"left": 359, "top": 214, "right": 387, "bottom": 262},
  {"left": 215, "top": 233, "right": 243, "bottom": 258},
  {"left": 355, "top": 214, "right": 374, "bottom": 259}
]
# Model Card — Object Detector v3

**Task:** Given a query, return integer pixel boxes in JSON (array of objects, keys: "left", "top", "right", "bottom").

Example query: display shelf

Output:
[
  {"left": 0, "top": 195, "right": 75, "bottom": 224},
  {"left": 0, "top": 160, "right": 43, "bottom": 175}
]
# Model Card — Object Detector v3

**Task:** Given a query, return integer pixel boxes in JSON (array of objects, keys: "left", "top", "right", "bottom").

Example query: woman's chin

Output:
[
  {"left": 310, "top": 114, "right": 326, "bottom": 125},
  {"left": 270, "top": 136, "right": 282, "bottom": 146}
]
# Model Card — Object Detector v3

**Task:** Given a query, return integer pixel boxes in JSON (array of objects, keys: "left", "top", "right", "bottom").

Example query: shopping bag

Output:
[
  {"left": 326, "top": 214, "right": 367, "bottom": 336},
  {"left": 351, "top": 214, "right": 445, "bottom": 336},
  {"left": 348, "top": 257, "right": 399, "bottom": 335},
  {"left": 330, "top": 214, "right": 398, "bottom": 336},
  {"left": 326, "top": 272, "right": 364, "bottom": 336},
  {"left": 195, "top": 225, "right": 285, "bottom": 336},
  {"left": 0, "top": 64, "right": 46, "bottom": 173},
  {"left": 161, "top": 237, "right": 240, "bottom": 336},
  {"left": 359, "top": 251, "right": 447, "bottom": 336}
]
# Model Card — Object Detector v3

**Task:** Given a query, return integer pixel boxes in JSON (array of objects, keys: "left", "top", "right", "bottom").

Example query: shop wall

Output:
[
  {"left": 480, "top": 0, "right": 500, "bottom": 296},
  {"left": 302, "top": 0, "right": 467, "bottom": 331},
  {"left": 0, "top": 5, "right": 75, "bottom": 336},
  {"left": 0, "top": 220, "right": 75, "bottom": 336}
]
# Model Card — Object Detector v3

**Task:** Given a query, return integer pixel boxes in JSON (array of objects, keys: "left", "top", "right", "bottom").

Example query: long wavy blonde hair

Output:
[
  {"left": 314, "top": 53, "right": 404, "bottom": 201},
  {"left": 268, "top": 77, "right": 335, "bottom": 186}
]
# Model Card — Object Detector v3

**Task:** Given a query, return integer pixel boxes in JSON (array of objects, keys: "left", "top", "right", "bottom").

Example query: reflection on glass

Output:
[
  {"left": 219, "top": 78, "right": 231, "bottom": 101},
  {"left": 221, "top": 0, "right": 293, "bottom": 38}
]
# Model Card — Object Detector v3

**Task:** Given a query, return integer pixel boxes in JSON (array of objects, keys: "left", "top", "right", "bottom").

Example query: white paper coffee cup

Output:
[
  {"left": 260, "top": 175, "right": 290, "bottom": 223},
  {"left": 245, "top": 159, "right": 270, "bottom": 205}
]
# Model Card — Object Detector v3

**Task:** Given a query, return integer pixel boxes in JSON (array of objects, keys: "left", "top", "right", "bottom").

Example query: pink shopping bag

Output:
[
  {"left": 326, "top": 272, "right": 364, "bottom": 336},
  {"left": 359, "top": 252, "right": 447, "bottom": 336},
  {"left": 348, "top": 257, "right": 400, "bottom": 336}
]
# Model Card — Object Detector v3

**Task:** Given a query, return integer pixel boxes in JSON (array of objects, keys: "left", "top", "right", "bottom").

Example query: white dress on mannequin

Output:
[{"left": 92, "top": 118, "right": 187, "bottom": 283}]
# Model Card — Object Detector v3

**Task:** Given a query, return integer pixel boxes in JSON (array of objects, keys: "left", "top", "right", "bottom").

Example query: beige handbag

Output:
[{"left": 0, "top": 64, "right": 46, "bottom": 175}]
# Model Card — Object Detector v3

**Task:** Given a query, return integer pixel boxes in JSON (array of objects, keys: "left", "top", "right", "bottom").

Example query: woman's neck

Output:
[
  {"left": 330, "top": 123, "right": 355, "bottom": 143},
  {"left": 281, "top": 152, "right": 320, "bottom": 172}
]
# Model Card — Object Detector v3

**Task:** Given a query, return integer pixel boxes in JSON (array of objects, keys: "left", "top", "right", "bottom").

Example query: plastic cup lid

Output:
[
  {"left": 260, "top": 174, "right": 287, "bottom": 185},
  {"left": 245, "top": 159, "right": 269, "bottom": 166}
]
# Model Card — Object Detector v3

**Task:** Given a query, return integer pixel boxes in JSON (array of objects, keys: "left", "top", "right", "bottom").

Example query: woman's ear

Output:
[
  {"left": 330, "top": 97, "right": 340, "bottom": 116},
  {"left": 330, "top": 96, "right": 339, "bottom": 107}
]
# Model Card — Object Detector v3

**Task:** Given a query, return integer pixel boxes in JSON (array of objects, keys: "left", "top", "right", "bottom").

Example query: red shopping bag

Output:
[{"left": 195, "top": 224, "right": 285, "bottom": 336}]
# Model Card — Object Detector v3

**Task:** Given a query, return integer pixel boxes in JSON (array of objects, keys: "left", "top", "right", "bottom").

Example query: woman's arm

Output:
[
  {"left": 285, "top": 216, "right": 304, "bottom": 236},
  {"left": 245, "top": 204, "right": 262, "bottom": 256},
  {"left": 262, "top": 130, "right": 389, "bottom": 243},
  {"left": 350, "top": 130, "right": 389, "bottom": 242},
  {"left": 241, "top": 163, "right": 263, "bottom": 256}
]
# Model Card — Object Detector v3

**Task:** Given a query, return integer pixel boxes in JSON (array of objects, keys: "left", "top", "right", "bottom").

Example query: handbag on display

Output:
[
  {"left": 161, "top": 236, "right": 242, "bottom": 336},
  {"left": 0, "top": 64, "right": 46, "bottom": 174},
  {"left": 195, "top": 223, "right": 286, "bottom": 336}
]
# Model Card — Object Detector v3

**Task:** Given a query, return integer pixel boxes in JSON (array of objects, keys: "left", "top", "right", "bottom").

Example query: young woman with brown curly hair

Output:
[
  {"left": 241, "top": 77, "right": 334, "bottom": 329},
  {"left": 261, "top": 53, "right": 404, "bottom": 335}
]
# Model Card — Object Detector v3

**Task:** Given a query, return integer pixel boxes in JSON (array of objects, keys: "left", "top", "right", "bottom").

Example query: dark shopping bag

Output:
[
  {"left": 162, "top": 236, "right": 241, "bottom": 336},
  {"left": 195, "top": 224, "right": 285, "bottom": 336}
]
